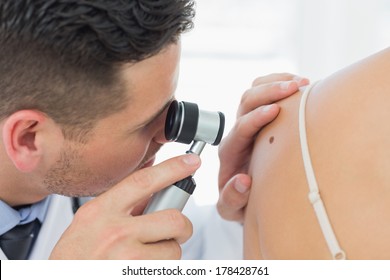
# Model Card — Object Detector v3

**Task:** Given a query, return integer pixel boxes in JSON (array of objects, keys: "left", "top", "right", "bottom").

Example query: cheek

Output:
[
  {"left": 85, "top": 137, "right": 150, "bottom": 179},
  {"left": 119, "top": 141, "right": 148, "bottom": 170}
]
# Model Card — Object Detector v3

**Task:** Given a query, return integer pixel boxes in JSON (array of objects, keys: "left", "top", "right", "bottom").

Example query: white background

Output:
[{"left": 157, "top": 0, "right": 390, "bottom": 206}]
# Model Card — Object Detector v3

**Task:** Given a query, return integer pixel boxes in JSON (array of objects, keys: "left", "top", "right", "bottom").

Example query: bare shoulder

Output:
[{"left": 244, "top": 47, "right": 390, "bottom": 259}]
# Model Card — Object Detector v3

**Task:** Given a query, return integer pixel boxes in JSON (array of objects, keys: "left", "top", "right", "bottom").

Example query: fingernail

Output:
[
  {"left": 280, "top": 81, "right": 294, "bottom": 91},
  {"left": 293, "top": 76, "right": 309, "bottom": 85},
  {"left": 235, "top": 180, "right": 249, "bottom": 194},
  {"left": 182, "top": 154, "right": 200, "bottom": 166},
  {"left": 261, "top": 104, "right": 274, "bottom": 112}
]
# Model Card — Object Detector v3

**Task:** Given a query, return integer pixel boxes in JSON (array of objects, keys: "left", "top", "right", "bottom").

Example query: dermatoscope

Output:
[{"left": 143, "top": 100, "right": 225, "bottom": 214}]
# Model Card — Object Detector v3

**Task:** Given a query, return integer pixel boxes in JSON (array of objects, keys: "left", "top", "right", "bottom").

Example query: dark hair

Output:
[{"left": 0, "top": 0, "right": 195, "bottom": 141}]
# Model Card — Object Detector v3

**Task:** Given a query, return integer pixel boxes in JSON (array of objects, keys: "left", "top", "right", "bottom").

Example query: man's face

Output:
[{"left": 44, "top": 43, "right": 181, "bottom": 197}]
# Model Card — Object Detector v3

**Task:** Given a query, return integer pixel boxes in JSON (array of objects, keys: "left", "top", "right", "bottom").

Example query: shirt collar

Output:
[{"left": 0, "top": 196, "right": 51, "bottom": 235}]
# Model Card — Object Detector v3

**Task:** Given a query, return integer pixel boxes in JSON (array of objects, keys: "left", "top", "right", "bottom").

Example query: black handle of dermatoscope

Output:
[
  {"left": 143, "top": 141, "right": 206, "bottom": 214},
  {"left": 143, "top": 176, "right": 196, "bottom": 214}
]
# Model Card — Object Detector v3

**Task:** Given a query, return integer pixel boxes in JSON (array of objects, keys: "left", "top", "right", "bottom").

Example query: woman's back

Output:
[{"left": 245, "top": 47, "right": 390, "bottom": 259}]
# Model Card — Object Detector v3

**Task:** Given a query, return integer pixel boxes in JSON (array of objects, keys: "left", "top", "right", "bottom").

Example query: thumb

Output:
[{"left": 217, "top": 174, "right": 251, "bottom": 222}]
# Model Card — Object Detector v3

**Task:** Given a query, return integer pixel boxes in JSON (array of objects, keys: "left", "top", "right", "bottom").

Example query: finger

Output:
[
  {"left": 130, "top": 197, "right": 150, "bottom": 216},
  {"left": 251, "top": 72, "right": 309, "bottom": 87},
  {"left": 238, "top": 79, "right": 308, "bottom": 118},
  {"left": 236, "top": 103, "right": 280, "bottom": 140},
  {"left": 111, "top": 234, "right": 183, "bottom": 259},
  {"left": 218, "top": 104, "right": 279, "bottom": 188},
  {"left": 99, "top": 154, "right": 201, "bottom": 213},
  {"left": 142, "top": 239, "right": 183, "bottom": 260},
  {"left": 221, "top": 103, "right": 280, "bottom": 161},
  {"left": 217, "top": 174, "right": 251, "bottom": 222},
  {"left": 135, "top": 209, "right": 193, "bottom": 244}
]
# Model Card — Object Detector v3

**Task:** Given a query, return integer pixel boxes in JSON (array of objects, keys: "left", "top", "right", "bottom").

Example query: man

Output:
[{"left": 0, "top": 0, "right": 307, "bottom": 259}]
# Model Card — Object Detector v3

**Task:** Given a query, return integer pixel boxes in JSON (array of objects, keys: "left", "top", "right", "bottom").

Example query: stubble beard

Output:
[{"left": 43, "top": 143, "right": 113, "bottom": 198}]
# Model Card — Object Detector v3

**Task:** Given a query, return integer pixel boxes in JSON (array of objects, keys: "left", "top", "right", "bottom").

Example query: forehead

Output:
[{"left": 120, "top": 43, "right": 181, "bottom": 126}]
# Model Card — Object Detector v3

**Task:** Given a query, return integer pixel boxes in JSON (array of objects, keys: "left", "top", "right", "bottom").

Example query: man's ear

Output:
[{"left": 2, "top": 110, "right": 61, "bottom": 172}]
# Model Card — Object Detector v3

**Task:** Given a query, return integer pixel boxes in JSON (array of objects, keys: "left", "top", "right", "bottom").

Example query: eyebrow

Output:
[{"left": 133, "top": 97, "right": 174, "bottom": 130}]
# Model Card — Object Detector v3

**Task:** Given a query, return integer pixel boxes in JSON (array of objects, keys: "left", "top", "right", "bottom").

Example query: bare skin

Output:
[
  {"left": 245, "top": 47, "right": 390, "bottom": 259},
  {"left": 218, "top": 74, "right": 309, "bottom": 222}
]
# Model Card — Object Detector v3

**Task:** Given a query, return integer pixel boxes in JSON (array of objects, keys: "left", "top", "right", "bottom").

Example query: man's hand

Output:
[
  {"left": 218, "top": 73, "right": 309, "bottom": 222},
  {"left": 50, "top": 154, "right": 201, "bottom": 259}
]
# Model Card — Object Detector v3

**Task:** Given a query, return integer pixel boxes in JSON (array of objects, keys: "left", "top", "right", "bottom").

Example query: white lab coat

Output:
[
  {"left": 182, "top": 198, "right": 243, "bottom": 259},
  {"left": 0, "top": 194, "right": 243, "bottom": 260}
]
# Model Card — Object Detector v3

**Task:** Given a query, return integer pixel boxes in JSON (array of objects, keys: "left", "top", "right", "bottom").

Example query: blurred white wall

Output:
[
  {"left": 157, "top": 0, "right": 390, "bottom": 206},
  {"left": 296, "top": 0, "right": 390, "bottom": 79}
]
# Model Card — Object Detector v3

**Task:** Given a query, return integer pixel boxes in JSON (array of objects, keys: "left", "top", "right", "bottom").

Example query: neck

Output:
[{"left": 0, "top": 161, "right": 47, "bottom": 207}]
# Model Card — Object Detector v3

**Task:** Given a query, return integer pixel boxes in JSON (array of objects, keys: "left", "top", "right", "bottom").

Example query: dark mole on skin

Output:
[{"left": 269, "top": 136, "right": 275, "bottom": 144}]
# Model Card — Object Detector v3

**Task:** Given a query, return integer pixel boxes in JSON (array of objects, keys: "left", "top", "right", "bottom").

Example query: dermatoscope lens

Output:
[
  {"left": 164, "top": 100, "right": 224, "bottom": 145},
  {"left": 165, "top": 101, "right": 199, "bottom": 144},
  {"left": 165, "top": 100, "right": 181, "bottom": 141}
]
